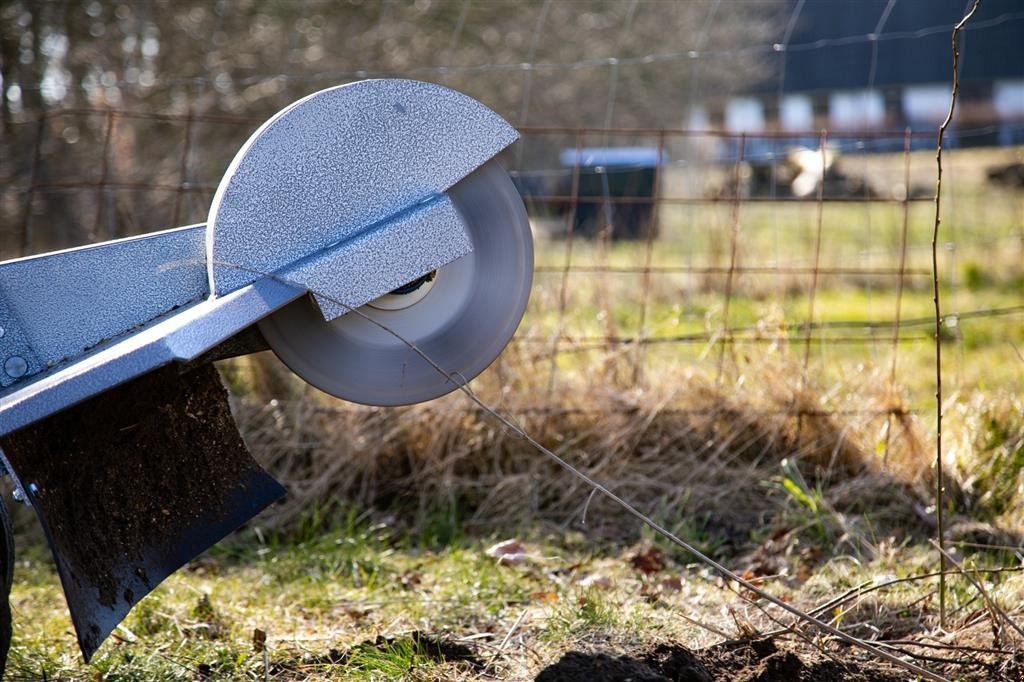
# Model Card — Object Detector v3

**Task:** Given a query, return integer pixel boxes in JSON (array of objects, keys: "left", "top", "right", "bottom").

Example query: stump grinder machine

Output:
[{"left": 0, "top": 79, "right": 533, "bottom": 671}]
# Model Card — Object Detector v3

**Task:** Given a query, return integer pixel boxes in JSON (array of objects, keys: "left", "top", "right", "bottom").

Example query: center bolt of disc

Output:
[{"left": 367, "top": 270, "right": 437, "bottom": 310}]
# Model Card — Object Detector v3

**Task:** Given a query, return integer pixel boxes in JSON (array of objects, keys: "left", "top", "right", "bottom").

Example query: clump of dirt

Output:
[
  {"left": 536, "top": 637, "right": 910, "bottom": 682},
  {"left": 536, "top": 651, "right": 668, "bottom": 681}
]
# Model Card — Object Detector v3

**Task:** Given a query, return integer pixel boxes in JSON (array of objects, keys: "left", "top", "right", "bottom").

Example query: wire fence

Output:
[
  {"left": 8, "top": 5, "right": 1024, "bottom": 96},
  {"left": 1, "top": 107, "right": 1022, "bottom": 431}
]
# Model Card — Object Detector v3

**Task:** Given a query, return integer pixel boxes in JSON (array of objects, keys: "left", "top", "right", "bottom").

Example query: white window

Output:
[
  {"left": 687, "top": 104, "right": 710, "bottom": 130},
  {"left": 724, "top": 97, "right": 765, "bottom": 133},
  {"left": 994, "top": 79, "right": 1024, "bottom": 118},
  {"left": 902, "top": 84, "right": 951, "bottom": 124},
  {"left": 780, "top": 94, "right": 814, "bottom": 131},
  {"left": 829, "top": 89, "right": 885, "bottom": 129}
]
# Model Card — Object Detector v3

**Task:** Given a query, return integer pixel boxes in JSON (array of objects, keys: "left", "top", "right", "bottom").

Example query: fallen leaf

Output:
[
  {"left": 531, "top": 590, "right": 560, "bottom": 603},
  {"left": 629, "top": 545, "right": 666, "bottom": 574},
  {"left": 342, "top": 607, "right": 371, "bottom": 621},
  {"left": 659, "top": 576, "right": 683, "bottom": 593},
  {"left": 639, "top": 583, "right": 659, "bottom": 603},
  {"left": 400, "top": 571, "right": 422, "bottom": 589},
  {"left": 485, "top": 538, "right": 530, "bottom": 565}
]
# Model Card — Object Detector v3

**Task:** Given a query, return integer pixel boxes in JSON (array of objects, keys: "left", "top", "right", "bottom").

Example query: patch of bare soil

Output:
[{"left": 537, "top": 637, "right": 908, "bottom": 682}]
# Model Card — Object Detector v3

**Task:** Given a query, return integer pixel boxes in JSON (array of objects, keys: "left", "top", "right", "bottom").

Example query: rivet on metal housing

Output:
[{"left": 4, "top": 356, "right": 28, "bottom": 378}]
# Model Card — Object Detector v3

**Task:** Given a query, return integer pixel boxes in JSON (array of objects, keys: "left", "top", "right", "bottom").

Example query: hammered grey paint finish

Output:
[
  {"left": 0, "top": 299, "right": 41, "bottom": 388},
  {"left": 0, "top": 78, "right": 518, "bottom": 425},
  {"left": 207, "top": 79, "right": 518, "bottom": 295},
  {"left": 285, "top": 195, "right": 472, "bottom": 320},
  {"left": 0, "top": 225, "right": 208, "bottom": 378},
  {"left": 0, "top": 77, "right": 530, "bottom": 668}
]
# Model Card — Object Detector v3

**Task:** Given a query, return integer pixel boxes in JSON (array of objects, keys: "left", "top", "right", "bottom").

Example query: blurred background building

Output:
[{"left": 690, "top": 0, "right": 1024, "bottom": 147}]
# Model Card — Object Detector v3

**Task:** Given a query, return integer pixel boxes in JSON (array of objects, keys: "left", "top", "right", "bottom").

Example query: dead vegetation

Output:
[
  {"left": 9, "top": 348, "right": 1024, "bottom": 679},
  {"left": 224, "top": 348, "right": 1021, "bottom": 571}
]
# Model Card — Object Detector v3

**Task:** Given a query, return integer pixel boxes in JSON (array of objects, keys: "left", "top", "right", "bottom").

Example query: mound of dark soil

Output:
[{"left": 536, "top": 637, "right": 907, "bottom": 682}]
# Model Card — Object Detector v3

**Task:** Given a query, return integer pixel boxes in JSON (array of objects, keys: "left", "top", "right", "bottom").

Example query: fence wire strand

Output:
[
  {"left": 3, "top": 109, "right": 1022, "bottom": 422},
  {"left": 9, "top": 99, "right": 1018, "bottom": 561}
]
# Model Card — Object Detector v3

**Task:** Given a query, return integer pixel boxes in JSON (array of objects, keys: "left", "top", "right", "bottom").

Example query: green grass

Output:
[
  {"left": 11, "top": 517, "right": 1024, "bottom": 680},
  {"left": 522, "top": 149, "right": 1023, "bottom": 404}
]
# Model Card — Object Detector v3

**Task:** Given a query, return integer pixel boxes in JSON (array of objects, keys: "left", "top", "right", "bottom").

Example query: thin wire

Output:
[
  {"left": 446, "top": 0, "right": 472, "bottom": 61},
  {"left": 14, "top": 10, "right": 1024, "bottom": 92},
  {"left": 513, "top": 0, "right": 553, "bottom": 170},
  {"left": 686, "top": 0, "right": 722, "bottom": 310},
  {"left": 91, "top": 110, "right": 116, "bottom": 243},
  {"left": 868, "top": 0, "right": 898, "bottom": 91},
  {"left": 212, "top": 258, "right": 948, "bottom": 682},
  {"left": 716, "top": 132, "right": 745, "bottom": 384},
  {"left": 600, "top": 0, "right": 639, "bottom": 132},
  {"left": 882, "top": 128, "right": 913, "bottom": 465},
  {"left": 770, "top": 0, "right": 804, "bottom": 275},
  {"left": 861, "top": 0, "right": 897, "bottom": 361}
]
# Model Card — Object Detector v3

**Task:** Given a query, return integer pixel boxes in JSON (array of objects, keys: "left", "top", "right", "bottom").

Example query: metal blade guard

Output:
[{"left": 0, "top": 79, "right": 532, "bottom": 663}]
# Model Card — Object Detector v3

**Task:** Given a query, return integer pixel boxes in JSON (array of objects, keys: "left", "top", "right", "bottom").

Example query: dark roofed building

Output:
[{"left": 692, "top": 0, "right": 1024, "bottom": 146}]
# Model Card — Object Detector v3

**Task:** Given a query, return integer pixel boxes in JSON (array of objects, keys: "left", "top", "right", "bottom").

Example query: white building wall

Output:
[
  {"left": 902, "top": 84, "right": 950, "bottom": 123},
  {"left": 993, "top": 79, "right": 1024, "bottom": 118},
  {"left": 687, "top": 104, "right": 710, "bottom": 130}
]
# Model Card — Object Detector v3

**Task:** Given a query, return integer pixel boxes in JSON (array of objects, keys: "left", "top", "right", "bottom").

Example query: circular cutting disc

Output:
[{"left": 257, "top": 161, "right": 533, "bottom": 406}]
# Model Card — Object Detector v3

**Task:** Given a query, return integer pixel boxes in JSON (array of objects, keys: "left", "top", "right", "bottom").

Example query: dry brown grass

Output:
[{"left": 222, "top": 345, "right": 961, "bottom": 567}]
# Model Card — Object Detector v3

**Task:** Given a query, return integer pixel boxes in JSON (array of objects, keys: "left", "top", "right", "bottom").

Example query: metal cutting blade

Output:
[{"left": 257, "top": 160, "right": 533, "bottom": 406}]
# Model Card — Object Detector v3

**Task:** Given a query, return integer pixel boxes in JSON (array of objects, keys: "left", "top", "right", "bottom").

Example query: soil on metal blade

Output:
[
  {"left": 0, "top": 362, "right": 282, "bottom": 655},
  {"left": 536, "top": 637, "right": 910, "bottom": 682}
]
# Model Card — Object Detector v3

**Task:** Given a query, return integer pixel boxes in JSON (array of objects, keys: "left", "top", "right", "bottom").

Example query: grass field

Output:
[{"left": 6, "top": 145, "right": 1023, "bottom": 679}]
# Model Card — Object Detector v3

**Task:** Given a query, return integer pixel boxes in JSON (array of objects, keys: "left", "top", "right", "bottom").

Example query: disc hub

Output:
[{"left": 368, "top": 270, "right": 438, "bottom": 311}]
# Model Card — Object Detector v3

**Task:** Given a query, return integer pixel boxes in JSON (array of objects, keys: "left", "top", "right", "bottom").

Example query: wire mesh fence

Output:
[{"left": 1, "top": 106, "right": 1021, "bottom": 456}]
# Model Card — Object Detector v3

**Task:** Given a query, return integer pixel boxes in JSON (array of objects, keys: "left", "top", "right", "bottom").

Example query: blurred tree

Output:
[{"left": 0, "top": 0, "right": 783, "bottom": 254}]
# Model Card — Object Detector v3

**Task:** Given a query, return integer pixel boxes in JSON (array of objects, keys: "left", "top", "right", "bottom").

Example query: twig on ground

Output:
[
  {"left": 813, "top": 566, "right": 1023, "bottom": 626},
  {"left": 485, "top": 606, "right": 529, "bottom": 673},
  {"left": 674, "top": 612, "right": 733, "bottom": 640},
  {"left": 931, "top": 540, "right": 1024, "bottom": 642},
  {"left": 872, "top": 640, "right": 983, "bottom": 667},
  {"left": 880, "top": 639, "right": 1015, "bottom": 656}
]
